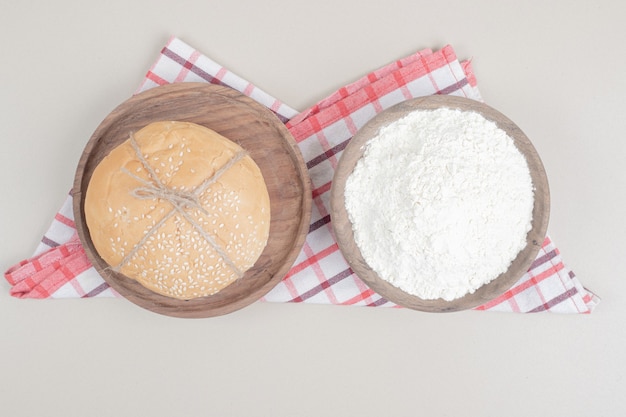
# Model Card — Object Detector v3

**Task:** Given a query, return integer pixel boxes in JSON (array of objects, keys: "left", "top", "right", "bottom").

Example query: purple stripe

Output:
[
  {"left": 41, "top": 236, "right": 60, "bottom": 248},
  {"left": 306, "top": 139, "right": 350, "bottom": 170},
  {"left": 528, "top": 287, "right": 579, "bottom": 313},
  {"left": 367, "top": 297, "right": 390, "bottom": 307},
  {"left": 84, "top": 282, "right": 110, "bottom": 298},
  {"left": 288, "top": 262, "right": 391, "bottom": 306},
  {"left": 290, "top": 268, "right": 353, "bottom": 302},
  {"left": 436, "top": 78, "right": 469, "bottom": 95},
  {"left": 161, "top": 47, "right": 221, "bottom": 85},
  {"left": 309, "top": 214, "right": 331, "bottom": 233},
  {"left": 528, "top": 249, "right": 558, "bottom": 270}
]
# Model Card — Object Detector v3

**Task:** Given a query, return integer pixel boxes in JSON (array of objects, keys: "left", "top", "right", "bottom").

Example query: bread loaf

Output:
[{"left": 84, "top": 121, "right": 270, "bottom": 299}]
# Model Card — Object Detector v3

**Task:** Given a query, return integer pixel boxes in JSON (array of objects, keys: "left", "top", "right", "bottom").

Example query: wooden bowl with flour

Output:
[
  {"left": 330, "top": 95, "right": 550, "bottom": 312},
  {"left": 73, "top": 83, "right": 311, "bottom": 318}
]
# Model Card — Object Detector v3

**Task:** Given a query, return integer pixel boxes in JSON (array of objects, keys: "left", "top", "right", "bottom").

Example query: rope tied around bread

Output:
[
  {"left": 131, "top": 184, "right": 202, "bottom": 211},
  {"left": 112, "top": 132, "right": 248, "bottom": 279}
]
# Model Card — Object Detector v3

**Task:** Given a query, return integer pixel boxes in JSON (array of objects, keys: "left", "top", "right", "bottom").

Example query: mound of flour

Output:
[{"left": 344, "top": 107, "right": 534, "bottom": 301}]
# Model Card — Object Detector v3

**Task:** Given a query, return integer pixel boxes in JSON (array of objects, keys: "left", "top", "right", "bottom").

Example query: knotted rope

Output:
[{"left": 112, "top": 133, "right": 248, "bottom": 279}]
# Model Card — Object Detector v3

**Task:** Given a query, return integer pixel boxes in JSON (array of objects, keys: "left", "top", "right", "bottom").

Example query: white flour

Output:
[{"left": 344, "top": 107, "right": 534, "bottom": 301}]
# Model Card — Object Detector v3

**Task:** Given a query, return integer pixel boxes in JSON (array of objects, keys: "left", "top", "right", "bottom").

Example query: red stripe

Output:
[
  {"left": 291, "top": 116, "right": 320, "bottom": 143},
  {"left": 54, "top": 213, "right": 75, "bottom": 228},
  {"left": 69, "top": 275, "right": 86, "bottom": 297},
  {"left": 146, "top": 71, "right": 169, "bottom": 86},
  {"left": 59, "top": 244, "right": 71, "bottom": 258},
  {"left": 174, "top": 50, "right": 201, "bottom": 83},
  {"left": 312, "top": 181, "right": 331, "bottom": 199},
  {"left": 270, "top": 99, "right": 282, "bottom": 113},
  {"left": 338, "top": 104, "right": 358, "bottom": 135},
  {"left": 336, "top": 100, "right": 352, "bottom": 119},
  {"left": 506, "top": 294, "right": 522, "bottom": 312},
  {"left": 340, "top": 288, "right": 378, "bottom": 305},
  {"left": 419, "top": 53, "right": 440, "bottom": 94},
  {"left": 213, "top": 67, "right": 228, "bottom": 82},
  {"left": 440, "top": 45, "right": 458, "bottom": 65},
  {"left": 477, "top": 262, "right": 566, "bottom": 310},
  {"left": 285, "top": 243, "right": 339, "bottom": 277},
  {"left": 461, "top": 60, "right": 478, "bottom": 87},
  {"left": 59, "top": 265, "right": 75, "bottom": 280},
  {"left": 31, "top": 280, "right": 51, "bottom": 298},
  {"left": 392, "top": 69, "right": 408, "bottom": 89},
  {"left": 280, "top": 266, "right": 305, "bottom": 300},
  {"left": 295, "top": 243, "right": 341, "bottom": 304},
  {"left": 32, "top": 259, "right": 43, "bottom": 272},
  {"left": 243, "top": 82, "right": 255, "bottom": 96},
  {"left": 364, "top": 84, "right": 383, "bottom": 113}
]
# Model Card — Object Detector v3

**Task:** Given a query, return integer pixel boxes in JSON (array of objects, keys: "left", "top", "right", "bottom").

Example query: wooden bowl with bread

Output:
[{"left": 73, "top": 83, "right": 311, "bottom": 318}]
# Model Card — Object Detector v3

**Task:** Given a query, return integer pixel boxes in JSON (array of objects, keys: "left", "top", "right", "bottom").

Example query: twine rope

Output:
[{"left": 113, "top": 133, "right": 247, "bottom": 279}]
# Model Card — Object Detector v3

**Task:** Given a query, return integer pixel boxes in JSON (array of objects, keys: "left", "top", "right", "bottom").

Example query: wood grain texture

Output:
[
  {"left": 73, "top": 83, "right": 312, "bottom": 318},
  {"left": 330, "top": 95, "right": 550, "bottom": 313}
]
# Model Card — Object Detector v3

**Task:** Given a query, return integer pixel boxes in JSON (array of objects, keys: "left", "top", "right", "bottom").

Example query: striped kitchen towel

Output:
[{"left": 4, "top": 37, "right": 599, "bottom": 313}]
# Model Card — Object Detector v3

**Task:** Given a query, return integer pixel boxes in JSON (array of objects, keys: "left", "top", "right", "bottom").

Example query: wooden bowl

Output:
[
  {"left": 73, "top": 83, "right": 311, "bottom": 318},
  {"left": 330, "top": 95, "right": 550, "bottom": 312}
]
